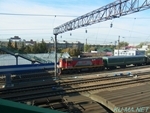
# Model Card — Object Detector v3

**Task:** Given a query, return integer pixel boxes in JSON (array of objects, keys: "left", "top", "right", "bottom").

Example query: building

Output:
[
  {"left": 25, "top": 39, "right": 36, "bottom": 46},
  {"left": 97, "top": 47, "right": 113, "bottom": 56},
  {"left": 114, "top": 49, "right": 145, "bottom": 56},
  {"left": 47, "top": 42, "right": 84, "bottom": 51},
  {"left": 10, "top": 36, "right": 21, "bottom": 41},
  {"left": 0, "top": 36, "right": 24, "bottom": 49}
]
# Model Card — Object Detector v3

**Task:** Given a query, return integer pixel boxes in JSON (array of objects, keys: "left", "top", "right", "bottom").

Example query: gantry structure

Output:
[
  {"left": 53, "top": 0, "right": 150, "bottom": 78},
  {"left": 54, "top": 0, "right": 150, "bottom": 35}
]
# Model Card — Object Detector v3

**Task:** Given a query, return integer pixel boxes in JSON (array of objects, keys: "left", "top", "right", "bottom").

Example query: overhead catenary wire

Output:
[
  {"left": 94, "top": 23, "right": 101, "bottom": 45},
  {"left": 0, "top": 13, "right": 77, "bottom": 17},
  {"left": 103, "top": 20, "right": 114, "bottom": 45},
  {"left": 1, "top": 13, "right": 150, "bottom": 19},
  {"left": 1, "top": 12, "right": 150, "bottom": 45},
  {"left": 52, "top": 15, "right": 56, "bottom": 30},
  {"left": 0, "top": 28, "right": 53, "bottom": 31},
  {"left": 128, "top": 18, "right": 136, "bottom": 42}
]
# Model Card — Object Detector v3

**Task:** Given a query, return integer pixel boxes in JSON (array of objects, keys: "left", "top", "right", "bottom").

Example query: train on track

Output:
[{"left": 58, "top": 55, "right": 150, "bottom": 74}]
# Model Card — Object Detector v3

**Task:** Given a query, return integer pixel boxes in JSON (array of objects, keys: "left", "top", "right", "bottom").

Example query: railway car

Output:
[
  {"left": 145, "top": 55, "right": 150, "bottom": 64},
  {"left": 59, "top": 57, "right": 104, "bottom": 74},
  {"left": 102, "top": 55, "right": 146, "bottom": 69}
]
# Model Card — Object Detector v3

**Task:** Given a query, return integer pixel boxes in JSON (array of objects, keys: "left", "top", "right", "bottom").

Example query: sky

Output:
[{"left": 0, "top": 0, "right": 150, "bottom": 46}]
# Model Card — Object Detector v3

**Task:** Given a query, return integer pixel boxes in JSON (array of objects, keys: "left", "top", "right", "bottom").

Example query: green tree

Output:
[
  {"left": 84, "top": 44, "right": 90, "bottom": 52},
  {"left": 136, "top": 42, "right": 145, "bottom": 48},
  {"left": 19, "top": 42, "right": 25, "bottom": 53},
  {"left": 7, "top": 40, "right": 13, "bottom": 49},
  {"left": 89, "top": 46, "right": 96, "bottom": 51},
  {"left": 61, "top": 48, "right": 80, "bottom": 57},
  {"left": 14, "top": 41, "right": 18, "bottom": 49},
  {"left": 38, "top": 39, "right": 48, "bottom": 53},
  {"left": 118, "top": 41, "right": 129, "bottom": 49},
  {"left": 120, "top": 41, "right": 129, "bottom": 47},
  {"left": 32, "top": 42, "right": 39, "bottom": 53},
  {"left": 24, "top": 45, "right": 32, "bottom": 53}
]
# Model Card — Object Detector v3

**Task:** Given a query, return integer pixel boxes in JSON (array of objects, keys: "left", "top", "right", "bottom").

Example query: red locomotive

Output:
[{"left": 58, "top": 57, "right": 104, "bottom": 74}]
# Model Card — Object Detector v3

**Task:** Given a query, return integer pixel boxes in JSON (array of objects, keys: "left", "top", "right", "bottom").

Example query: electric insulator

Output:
[
  {"left": 85, "top": 29, "right": 87, "bottom": 33},
  {"left": 110, "top": 23, "right": 113, "bottom": 28}
]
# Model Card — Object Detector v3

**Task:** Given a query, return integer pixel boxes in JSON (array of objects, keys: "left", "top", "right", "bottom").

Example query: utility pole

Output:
[
  {"left": 85, "top": 38, "right": 87, "bottom": 52},
  {"left": 86, "top": 39, "right": 87, "bottom": 45},
  {"left": 54, "top": 34, "right": 57, "bottom": 80},
  {"left": 122, "top": 37, "right": 125, "bottom": 49},
  {"left": 115, "top": 41, "right": 117, "bottom": 48},
  {"left": 118, "top": 36, "right": 120, "bottom": 56},
  {"left": 63, "top": 40, "right": 67, "bottom": 48}
]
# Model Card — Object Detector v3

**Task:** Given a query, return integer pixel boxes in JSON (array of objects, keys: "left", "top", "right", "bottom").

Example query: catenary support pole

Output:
[
  {"left": 54, "top": 34, "right": 57, "bottom": 79},
  {"left": 15, "top": 56, "right": 18, "bottom": 65}
]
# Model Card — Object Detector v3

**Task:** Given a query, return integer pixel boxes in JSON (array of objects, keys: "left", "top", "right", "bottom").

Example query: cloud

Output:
[
  {"left": 0, "top": 0, "right": 150, "bottom": 45},
  {"left": 0, "top": 0, "right": 76, "bottom": 40}
]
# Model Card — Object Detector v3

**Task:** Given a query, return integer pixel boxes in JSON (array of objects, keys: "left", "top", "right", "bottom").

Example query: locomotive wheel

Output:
[
  {"left": 100, "top": 67, "right": 105, "bottom": 71},
  {"left": 95, "top": 67, "right": 98, "bottom": 71},
  {"left": 68, "top": 70, "right": 72, "bottom": 74},
  {"left": 120, "top": 65, "right": 126, "bottom": 68},
  {"left": 74, "top": 69, "right": 78, "bottom": 73},
  {"left": 77, "top": 69, "right": 81, "bottom": 73},
  {"left": 89, "top": 68, "right": 94, "bottom": 72},
  {"left": 96, "top": 68, "right": 99, "bottom": 71},
  {"left": 88, "top": 68, "right": 92, "bottom": 72},
  {"left": 66, "top": 70, "right": 69, "bottom": 74}
]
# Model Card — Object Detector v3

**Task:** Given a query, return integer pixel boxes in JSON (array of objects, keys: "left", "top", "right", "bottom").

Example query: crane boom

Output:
[{"left": 53, "top": 0, "right": 150, "bottom": 35}]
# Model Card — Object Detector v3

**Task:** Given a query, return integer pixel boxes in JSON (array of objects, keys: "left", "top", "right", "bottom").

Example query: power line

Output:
[
  {"left": 0, "top": 13, "right": 77, "bottom": 17},
  {"left": 121, "top": 17, "right": 150, "bottom": 19},
  {"left": 0, "top": 28, "right": 52, "bottom": 31},
  {"left": 113, "top": 27, "right": 150, "bottom": 36}
]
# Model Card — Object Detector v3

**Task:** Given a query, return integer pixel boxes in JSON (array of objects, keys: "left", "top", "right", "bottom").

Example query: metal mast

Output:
[{"left": 54, "top": 0, "right": 150, "bottom": 35}]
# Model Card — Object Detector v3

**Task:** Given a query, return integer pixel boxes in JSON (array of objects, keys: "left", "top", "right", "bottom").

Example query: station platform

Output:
[{"left": 84, "top": 84, "right": 150, "bottom": 113}]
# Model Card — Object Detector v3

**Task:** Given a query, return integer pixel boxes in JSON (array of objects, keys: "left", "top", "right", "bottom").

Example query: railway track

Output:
[
  {"left": 1, "top": 69, "right": 149, "bottom": 95},
  {"left": 60, "top": 64, "right": 150, "bottom": 76},
  {"left": 0, "top": 65, "right": 149, "bottom": 87},
  {"left": 0, "top": 71, "right": 53, "bottom": 84},
  {"left": 1, "top": 74, "right": 150, "bottom": 102},
  {"left": 0, "top": 64, "right": 149, "bottom": 85},
  {"left": 0, "top": 69, "right": 150, "bottom": 113}
]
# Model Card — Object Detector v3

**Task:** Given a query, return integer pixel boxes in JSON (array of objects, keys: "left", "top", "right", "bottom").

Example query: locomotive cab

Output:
[{"left": 59, "top": 58, "right": 73, "bottom": 69}]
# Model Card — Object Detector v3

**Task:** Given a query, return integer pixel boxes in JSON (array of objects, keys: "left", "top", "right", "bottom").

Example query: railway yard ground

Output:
[{"left": 0, "top": 65, "right": 150, "bottom": 113}]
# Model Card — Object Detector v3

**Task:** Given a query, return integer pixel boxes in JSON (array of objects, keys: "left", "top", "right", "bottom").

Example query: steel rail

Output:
[
  {"left": 0, "top": 70, "right": 150, "bottom": 95},
  {"left": 2, "top": 76, "right": 150, "bottom": 102},
  {"left": 0, "top": 76, "right": 127, "bottom": 95}
]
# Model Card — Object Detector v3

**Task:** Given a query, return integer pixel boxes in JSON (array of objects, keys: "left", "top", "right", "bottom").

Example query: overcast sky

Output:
[{"left": 0, "top": 0, "right": 150, "bottom": 45}]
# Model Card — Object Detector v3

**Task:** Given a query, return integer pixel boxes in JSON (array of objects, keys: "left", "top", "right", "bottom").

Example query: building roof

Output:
[
  {"left": 10, "top": 36, "right": 21, "bottom": 40},
  {"left": 97, "top": 47, "right": 113, "bottom": 53}
]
